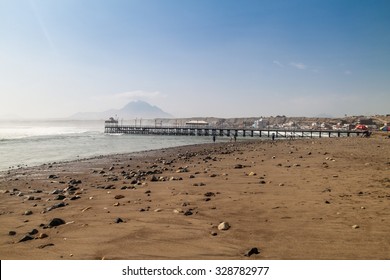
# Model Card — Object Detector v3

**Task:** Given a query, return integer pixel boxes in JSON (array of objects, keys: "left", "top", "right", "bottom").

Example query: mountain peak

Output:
[
  {"left": 119, "top": 101, "right": 172, "bottom": 118},
  {"left": 70, "top": 101, "right": 173, "bottom": 120}
]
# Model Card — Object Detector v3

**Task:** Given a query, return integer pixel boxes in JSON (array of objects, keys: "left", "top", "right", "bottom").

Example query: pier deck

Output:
[{"left": 104, "top": 124, "right": 365, "bottom": 138}]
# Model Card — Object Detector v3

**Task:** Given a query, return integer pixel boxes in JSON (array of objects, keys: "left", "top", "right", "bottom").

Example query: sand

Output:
[{"left": 0, "top": 136, "right": 389, "bottom": 260}]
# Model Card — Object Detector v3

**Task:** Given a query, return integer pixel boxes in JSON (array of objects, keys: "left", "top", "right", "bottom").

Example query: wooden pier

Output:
[{"left": 104, "top": 124, "right": 365, "bottom": 138}]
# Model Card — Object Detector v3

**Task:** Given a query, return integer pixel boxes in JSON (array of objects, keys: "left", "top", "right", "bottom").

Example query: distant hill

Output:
[{"left": 70, "top": 100, "right": 173, "bottom": 120}]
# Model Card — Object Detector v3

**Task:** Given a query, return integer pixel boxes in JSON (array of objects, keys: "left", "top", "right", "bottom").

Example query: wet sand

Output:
[{"left": 0, "top": 136, "right": 389, "bottom": 260}]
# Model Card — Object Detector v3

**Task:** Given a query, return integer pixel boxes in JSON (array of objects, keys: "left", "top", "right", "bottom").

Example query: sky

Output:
[{"left": 0, "top": 0, "right": 389, "bottom": 119}]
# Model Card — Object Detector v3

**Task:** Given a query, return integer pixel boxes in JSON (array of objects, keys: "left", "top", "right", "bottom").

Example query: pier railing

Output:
[{"left": 104, "top": 124, "right": 365, "bottom": 138}]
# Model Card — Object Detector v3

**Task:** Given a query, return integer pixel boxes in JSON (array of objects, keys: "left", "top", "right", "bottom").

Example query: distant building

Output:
[
  {"left": 105, "top": 117, "right": 118, "bottom": 126},
  {"left": 252, "top": 118, "right": 268, "bottom": 129},
  {"left": 185, "top": 120, "right": 209, "bottom": 127}
]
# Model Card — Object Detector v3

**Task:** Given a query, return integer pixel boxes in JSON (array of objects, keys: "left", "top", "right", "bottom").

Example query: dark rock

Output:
[
  {"left": 51, "top": 189, "right": 62, "bottom": 195},
  {"left": 115, "top": 218, "right": 124, "bottom": 223},
  {"left": 244, "top": 247, "right": 260, "bottom": 257},
  {"left": 46, "top": 202, "right": 67, "bottom": 212},
  {"left": 18, "top": 235, "right": 34, "bottom": 243},
  {"left": 204, "top": 192, "right": 215, "bottom": 197},
  {"left": 48, "top": 218, "right": 65, "bottom": 228},
  {"left": 48, "top": 174, "right": 59, "bottom": 179},
  {"left": 8, "top": 231, "right": 16, "bottom": 236},
  {"left": 28, "top": 229, "right": 39, "bottom": 235},
  {"left": 184, "top": 210, "right": 193, "bottom": 216},
  {"left": 114, "top": 194, "right": 125, "bottom": 199},
  {"left": 54, "top": 194, "right": 66, "bottom": 200},
  {"left": 150, "top": 175, "right": 158, "bottom": 182},
  {"left": 68, "top": 179, "right": 82, "bottom": 185},
  {"left": 234, "top": 164, "right": 243, "bottom": 169}
]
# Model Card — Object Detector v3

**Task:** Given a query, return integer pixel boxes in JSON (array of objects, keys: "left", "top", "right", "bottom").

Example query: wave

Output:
[{"left": 0, "top": 130, "right": 103, "bottom": 143}]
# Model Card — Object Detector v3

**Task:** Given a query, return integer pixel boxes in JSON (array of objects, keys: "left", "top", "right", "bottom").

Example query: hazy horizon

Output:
[{"left": 1, "top": 0, "right": 389, "bottom": 119}]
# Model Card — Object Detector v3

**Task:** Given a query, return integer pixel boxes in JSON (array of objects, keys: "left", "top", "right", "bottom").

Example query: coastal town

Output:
[{"left": 105, "top": 114, "right": 390, "bottom": 136}]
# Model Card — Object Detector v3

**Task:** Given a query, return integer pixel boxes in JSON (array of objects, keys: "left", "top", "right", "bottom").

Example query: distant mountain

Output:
[{"left": 70, "top": 100, "right": 173, "bottom": 120}]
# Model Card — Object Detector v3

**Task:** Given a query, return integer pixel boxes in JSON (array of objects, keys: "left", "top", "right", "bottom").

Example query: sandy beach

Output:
[{"left": 0, "top": 136, "right": 389, "bottom": 260}]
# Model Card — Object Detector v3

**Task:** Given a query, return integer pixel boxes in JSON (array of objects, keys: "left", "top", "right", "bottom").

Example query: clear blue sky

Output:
[{"left": 1, "top": 0, "right": 389, "bottom": 118}]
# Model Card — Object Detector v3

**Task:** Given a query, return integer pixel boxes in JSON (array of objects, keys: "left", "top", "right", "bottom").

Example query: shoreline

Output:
[{"left": 0, "top": 137, "right": 389, "bottom": 259}]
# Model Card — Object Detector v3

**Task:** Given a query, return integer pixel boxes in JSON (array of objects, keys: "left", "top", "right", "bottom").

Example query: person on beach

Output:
[
  {"left": 234, "top": 134, "right": 237, "bottom": 142},
  {"left": 272, "top": 133, "right": 275, "bottom": 141},
  {"left": 213, "top": 135, "right": 216, "bottom": 142}
]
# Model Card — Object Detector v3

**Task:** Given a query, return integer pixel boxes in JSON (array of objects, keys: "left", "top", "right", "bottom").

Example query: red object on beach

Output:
[{"left": 355, "top": 124, "right": 368, "bottom": 130}]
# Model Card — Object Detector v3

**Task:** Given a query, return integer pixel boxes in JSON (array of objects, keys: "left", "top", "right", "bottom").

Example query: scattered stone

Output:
[
  {"left": 81, "top": 206, "right": 91, "bottom": 212},
  {"left": 154, "top": 208, "right": 163, "bottom": 212},
  {"left": 150, "top": 175, "right": 158, "bottom": 182},
  {"left": 48, "top": 174, "right": 59, "bottom": 179},
  {"left": 45, "top": 202, "right": 67, "bottom": 212},
  {"left": 204, "top": 192, "right": 215, "bottom": 197},
  {"left": 278, "top": 183, "right": 285, "bottom": 187},
  {"left": 115, "top": 218, "right": 124, "bottom": 223},
  {"left": 28, "top": 229, "right": 39, "bottom": 235},
  {"left": 68, "top": 179, "right": 82, "bottom": 185},
  {"left": 37, "top": 233, "right": 48, "bottom": 239},
  {"left": 114, "top": 194, "right": 125, "bottom": 199},
  {"left": 210, "top": 231, "right": 218, "bottom": 236},
  {"left": 176, "top": 167, "right": 189, "bottom": 173},
  {"left": 48, "top": 218, "right": 66, "bottom": 228},
  {"left": 54, "top": 194, "right": 66, "bottom": 200},
  {"left": 51, "top": 189, "right": 62, "bottom": 195},
  {"left": 18, "top": 235, "right": 34, "bottom": 243},
  {"left": 218, "top": 222, "right": 230, "bottom": 231},
  {"left": 8, "top": 231, "right": 16, "bottom": 236},
  {"left": 37, "top": 243, "right": 54, "bottom": 249},
  {"left": 234, "top": 164, "right": 243, "bottom": 169},
  {"left": 184, "top": 210, "right": 193, "bottom": 216},
  {"left": 352, "top": 225, "right": 360, "bottom": 229},
  {"left": 24, "top": 210, "right": 33, "bottom": 216},
  {"left": 325, "top": 200, "right": 331, "bottom": 204},
  {"left": 259, "top": 180, "right": 266, "bottom": 184},
  {"left": 244, "top": 247, "right": 260, "bottom": 257},
  {"left": 248, "top": 172, "right": 256, "bottom": 176}
]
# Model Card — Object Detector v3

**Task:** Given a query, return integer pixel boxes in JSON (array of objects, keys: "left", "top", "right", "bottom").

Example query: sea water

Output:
[{"left": 0, "top": 120, "right": 214, "bottom": 171}]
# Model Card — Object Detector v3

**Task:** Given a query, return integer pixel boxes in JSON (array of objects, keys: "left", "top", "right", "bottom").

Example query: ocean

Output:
[{"left": 0, "top": 120, "right": 214, "bottom": 171}]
